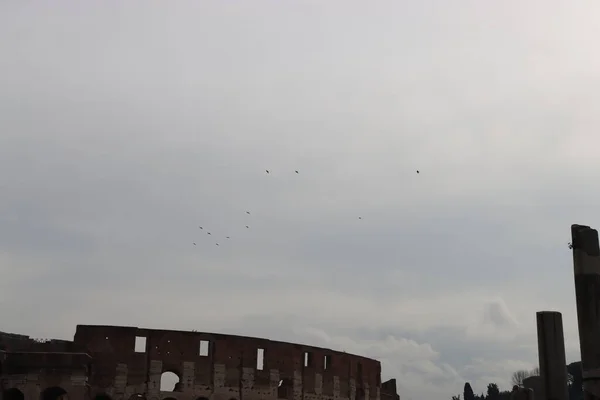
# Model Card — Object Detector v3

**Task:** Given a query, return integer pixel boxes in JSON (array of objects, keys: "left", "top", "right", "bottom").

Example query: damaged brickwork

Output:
[{"left": 0, "top": 325, "right": 401, "bottom": 400}]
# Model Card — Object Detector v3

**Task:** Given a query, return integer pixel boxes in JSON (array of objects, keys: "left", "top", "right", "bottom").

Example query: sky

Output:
[{"left": 1, "top": 1, "right": 600, "bottom": 399}]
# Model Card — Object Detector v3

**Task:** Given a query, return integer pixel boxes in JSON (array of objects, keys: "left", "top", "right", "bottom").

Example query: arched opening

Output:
[
  {"left": 3, "top": 388, "right": 25, "bottom": 400},
  {"left": 160, "top": 371, "right": 181, "bottom": 392},
  {"left": 94, "top": 395, "right": 112, "bottom": 400},
  {"left": 356, "top": 388, "right": 365, "bottom": 400},
  {"left": 41, "top": 387, "right": 68, "bottom": 400},
  {"left": 278, "top": 379, "right": 293, "bottom": 399}
]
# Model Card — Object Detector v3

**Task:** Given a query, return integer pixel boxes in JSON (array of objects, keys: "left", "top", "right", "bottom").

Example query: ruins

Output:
[
  {"left": 0, "top": 325, "right": 401, "bottom": 400},
  {"left": 523, "top": 224, "right": 600, "bottom": 400}
]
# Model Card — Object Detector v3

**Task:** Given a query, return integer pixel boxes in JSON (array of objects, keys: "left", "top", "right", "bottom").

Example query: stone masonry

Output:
[{"left": 0, "top": 325, "right": 399, "bottom": 400}]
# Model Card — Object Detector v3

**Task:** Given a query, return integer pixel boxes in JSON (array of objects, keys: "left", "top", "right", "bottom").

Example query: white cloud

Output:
[{"left": 465, "top": 299, "right": 521, "bottom": 342}]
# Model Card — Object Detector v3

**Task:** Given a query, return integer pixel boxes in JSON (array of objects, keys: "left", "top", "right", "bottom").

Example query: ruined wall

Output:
[
  {"left": 76, "top": 325, "right": 382, "bottom": 400},
  {"left": 0, "top": 325, "right": 389, "bottom": 400},
  {"left": 1, "top": 351, "right": 91, "bottom": 400},
  {"left": 380, "top": 379, "right": 399, "bottom": 400},
  {"left": 0, "top": 331, "right": 77, "bottom": 353},
  {"left": 0, "top": 331, "right": 92, "bottom": 400}
]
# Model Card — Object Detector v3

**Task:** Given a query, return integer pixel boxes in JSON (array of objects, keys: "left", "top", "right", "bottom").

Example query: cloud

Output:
[
  {"left": 465, "top": 298, "right": 521, "bottom": 342},
  {"left": 1, "top": 1, "right": 599, "bottom": 400}
]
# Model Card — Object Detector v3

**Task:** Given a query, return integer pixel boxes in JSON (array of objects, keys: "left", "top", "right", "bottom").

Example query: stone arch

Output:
[
  {"left": 3, "top": 388, "right": 25, "bottom": 400},
  {"left": 94, "top": 394, "right": 112, "bottom": 400},
  {"left": 160, "top": 370, "right": 181, "bottom": 392},
  {"left": 278, "top": 378, "right": 293, "bottom": 399},
  {"left": 41, "top": 387, "right": 68, "bottom": 400}
]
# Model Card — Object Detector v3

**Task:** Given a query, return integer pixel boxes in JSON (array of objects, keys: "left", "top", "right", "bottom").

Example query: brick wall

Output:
[{"left": 0, "top": 325, "right": 395, "bottom": 400}]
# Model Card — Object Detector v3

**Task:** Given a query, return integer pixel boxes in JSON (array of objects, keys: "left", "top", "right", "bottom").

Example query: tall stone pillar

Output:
[
  {"left": 511, "top": 386, "right": 535, "bottom": 400},
  {"left": 572, "top": 225, "right": 600, "bottom": 400},
  {"left": 523, "top": 376, "right": 544, "bottom": 400},
  {"left": 537, "top": 311, "right": 568, "bottom": 400}
]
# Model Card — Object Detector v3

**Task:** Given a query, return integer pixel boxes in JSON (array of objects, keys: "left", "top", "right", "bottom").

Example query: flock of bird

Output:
[{"left": 192, "top": 168, "right": 421, "bottom": 247}]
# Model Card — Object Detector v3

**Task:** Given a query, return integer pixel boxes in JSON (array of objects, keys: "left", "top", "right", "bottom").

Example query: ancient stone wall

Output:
[
  {"left": 76, "top": 325, "right": 381, "bottom": 400},
  {"left": 0, "top": 325, "right": 386, "bottom": 400},
  {"left": 379, "top": 379, "right": 398, "bottom": 400},
  {"left": 0, "top": 331, "right": 76, "bottom": 353},
  {"left": 1, "top": 351, "right": 91, "bottom": 400}
]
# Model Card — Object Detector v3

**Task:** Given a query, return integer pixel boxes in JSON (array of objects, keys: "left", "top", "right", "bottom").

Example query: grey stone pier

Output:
[
  {"left": 523, "top": 376, "right": 543, "bottom": 400},
  {"left": 511, "top": 386, "right": 534, "bottom": 400},
  {"left": 572, "top": 224, "right": 600, "bottom": 400},
  {"left": 536, "top": 311, "right": 568, "bottom": 400}
]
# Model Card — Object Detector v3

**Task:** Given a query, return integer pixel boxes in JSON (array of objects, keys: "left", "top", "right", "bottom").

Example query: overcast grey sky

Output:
[{"left": 2, "top": 1, "right": 600, "bottom": 399}]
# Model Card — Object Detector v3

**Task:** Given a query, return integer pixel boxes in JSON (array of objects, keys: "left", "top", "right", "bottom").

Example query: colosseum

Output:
[{"left": 0, "top": 325, "right": 401, "bottom": 400}]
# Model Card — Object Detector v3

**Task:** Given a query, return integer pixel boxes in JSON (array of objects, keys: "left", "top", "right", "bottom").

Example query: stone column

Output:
[
  {"left": 511, "top": 387, "right": 535, "bottom": 400},
  {"left": 572, "top": 224, "right": 600, "bottom": 400},
  {"left": 537, "top": 311, "right": 568, "bottom": 400},
  {"left": 523, "top": 376, "right": 543, "bottom": 400},
  {"left": 147, "top": 360, "right": 162, "bottom": 400}
]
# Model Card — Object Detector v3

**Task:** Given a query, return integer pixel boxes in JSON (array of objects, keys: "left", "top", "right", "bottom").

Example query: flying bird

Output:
[
  {"left": 246, "top": 211, "right": 251, "bottom": 215},
  {"left": 226, "top": 236, "right": 230, "bottom": 239},
  {"left": 207, "top": 232, "right": 211, "bottom": 235},
  {"left": 193, "top": 243, "right": 196, "bottom": 246},
  {"left": 266, "top": 170, "right": 270, "bottom": 174},
  {"left": 358, "top": 217, "right": 362, "bottom": 220},
  {"left": 246, "top": 225, "right": 249, "bottom": 229},
  {"left": 216, "top": 243, "right": 219, "bottom": 246},
  {"left": 295, "top": 170, "right": 299, "bottom": 174},
  {"left": 416, "top": 170, "right": 420, "bottom": 174},
  {"left": 199, "top": 226, "right": 203, "bottom": 229}
]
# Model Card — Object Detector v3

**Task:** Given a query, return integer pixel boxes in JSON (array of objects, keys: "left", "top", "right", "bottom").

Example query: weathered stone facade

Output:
[{"left": 0, "top": 325, "right": 400, "bottom": 400}]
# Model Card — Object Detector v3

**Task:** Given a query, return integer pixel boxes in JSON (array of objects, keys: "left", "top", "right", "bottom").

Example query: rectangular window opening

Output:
[
  {"left": 134, "top": 336, "right": 146, "bottom": 353},
  {"left": 324, "top": 355, "right": 332, "bottom": 370},
  {"left": 199, "top": 340, "right": 210, "bottom": 356},
  {"left": 257, "top": 348, "right": 265, "bottom": 370},
  {"left": 304, "top": 351, "right": 313, "bottom": 367}
]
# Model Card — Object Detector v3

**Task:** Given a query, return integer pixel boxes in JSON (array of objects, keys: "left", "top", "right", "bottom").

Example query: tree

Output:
[
  {"left": 511, "top": 367, "right": 540, "bottom": 387},
  {"left": 511, "top": 370, "right": 528, "bottom": 387},
  {"left": 451, "top": 382, "right": 516, "bottom": 400},
  {"left": 567, "top": 361, "right": 583, "bottom": 400},
  {"left": 487, "top": 383, "right": 500, "bottom": 400},
  {"left": 464, "top": 383, "right": 475, "bottom": 400}
]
